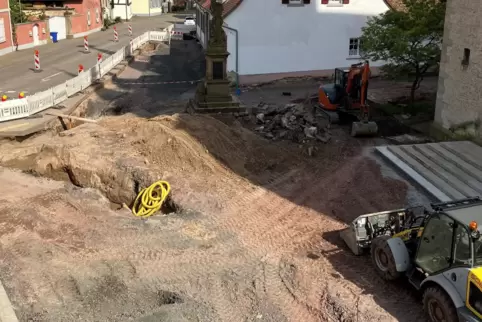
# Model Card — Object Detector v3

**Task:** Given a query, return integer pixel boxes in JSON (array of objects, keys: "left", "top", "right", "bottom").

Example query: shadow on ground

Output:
[{"left": 80, "top": 36, "right": 428, "bottom": 321}]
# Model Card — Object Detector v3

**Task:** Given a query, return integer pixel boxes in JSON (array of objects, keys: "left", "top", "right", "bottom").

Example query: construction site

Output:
[{"left": 1, "top": 34, "right": 482, "bottom": 322}]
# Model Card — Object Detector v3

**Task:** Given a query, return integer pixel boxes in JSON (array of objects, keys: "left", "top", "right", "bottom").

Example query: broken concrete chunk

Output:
[
  {"left": 304, "top": 126, "right": 318, "bottom": 138},
  {"left": 316, "top": 133, "right": 331, "bottom": 143},
  {"left": 255, "top": 126, "right": 265, "bottom": 132},
  {"left": 265, "top": 132, "right": 274, "bottom": 139},
  {"left": 256, "top": 113, "right": 265, "bottom": 123},
  {"left": 289, "top": 115, "right": 297, "bottom": 122},
  {"left": 292, "top": 104, "right": 305, "bottom": 116}
]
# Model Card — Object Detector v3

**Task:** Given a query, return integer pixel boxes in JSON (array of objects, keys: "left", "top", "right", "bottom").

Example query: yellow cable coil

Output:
[{"left": 132, "top": 180, "right": 171, "bottom": 218}]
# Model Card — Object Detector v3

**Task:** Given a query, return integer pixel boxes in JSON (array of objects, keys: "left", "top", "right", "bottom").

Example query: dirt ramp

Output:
[{"left": 0, "top": 114, "right": 300, "bottom": 213}]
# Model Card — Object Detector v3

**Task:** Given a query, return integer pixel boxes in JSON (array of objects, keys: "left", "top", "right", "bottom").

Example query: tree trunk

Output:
[{"left": 410, "top": 77, "right": 419, "bottom": 106}]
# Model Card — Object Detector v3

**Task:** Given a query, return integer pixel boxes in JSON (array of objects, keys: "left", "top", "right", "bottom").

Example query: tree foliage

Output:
[
  {"left": 360, "top": 0, "right": 446, "bottom": 103},
  {"left": 9, "top": 0, "right": 27, "bottom": 24}
]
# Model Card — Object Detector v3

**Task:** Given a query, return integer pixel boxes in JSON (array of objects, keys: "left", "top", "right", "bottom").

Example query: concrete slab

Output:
[{"left": 376, "top": 141, "right": 482, "bottom": 202}]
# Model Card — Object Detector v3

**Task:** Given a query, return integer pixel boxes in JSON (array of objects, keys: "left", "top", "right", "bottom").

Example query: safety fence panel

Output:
[
  {"left": 28, "top": 90, "right": 55, "bottom": 115},
  {"left": 0, "top": 30, "right": 158, "bottom": 123},
  {"left": 65, "top": 76, "right": 82, "bottom": 97},
  {"left": 99, "top": 56, "right": 114, "bottom": 77},
  {"left": 139, "top": 32, "right": 149, "bottom": 44},
  {"left": 149, "top": 31, "right": 168, "bottom": 42},
  {"left": 0, "top": 99, "right": 30, "bottom": 122},
  {"left": 90, "top": 64, "right": 101, "bottom": 80},
  {"left": 78, "top": 70, "right": 93, "bottom": 91},
  {"left": 52, "top": 83, "right": 68, "bottom": 105},
  {"left": 111, "top": 48, "right": 125, "bottom": 66}
]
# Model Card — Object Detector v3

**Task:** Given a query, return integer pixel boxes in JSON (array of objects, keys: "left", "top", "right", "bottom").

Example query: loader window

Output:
[
  {"left": 415, "top": 214, "right": 454, "bottom": 274},
  {"left": 454, "top": 224, "right": 471, "bottom": 265}
]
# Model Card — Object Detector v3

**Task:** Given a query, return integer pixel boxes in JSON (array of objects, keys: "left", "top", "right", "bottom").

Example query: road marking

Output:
[
  {"left": 0, "top": 122, "right": 30, "bottom": 132},
  {"left": 41, "top": 72, "right": 63, "bottom": 82}
]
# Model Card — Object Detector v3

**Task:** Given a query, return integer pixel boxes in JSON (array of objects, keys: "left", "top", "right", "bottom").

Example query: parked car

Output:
[{"left": 184, "top": 17, "right": 195, "bottom": 26}]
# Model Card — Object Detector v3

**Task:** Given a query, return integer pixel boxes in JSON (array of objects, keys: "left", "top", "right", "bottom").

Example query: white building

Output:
[
  {"left": 111, "top": 0, "right": 133, "bottom": 20},
  {"left": 195, "top": 0, "right": 398, "bottom": 84}
]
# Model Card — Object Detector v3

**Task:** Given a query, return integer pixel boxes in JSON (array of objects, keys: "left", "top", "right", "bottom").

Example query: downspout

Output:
[
  {"left": 7, "top": 0, "right": 15, "bottom": 52},
  {"left": 222, "top": 24, "right": 239, "bottom": 91}
]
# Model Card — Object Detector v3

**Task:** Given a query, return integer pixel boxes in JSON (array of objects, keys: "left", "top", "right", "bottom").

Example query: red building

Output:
[{"left": 0, "top": 0, "right": 14, "bottom": 56}]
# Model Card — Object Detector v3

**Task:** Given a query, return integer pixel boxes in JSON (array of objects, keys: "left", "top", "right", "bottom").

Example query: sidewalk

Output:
[{"left": 0, "top": 14, "right": 184, "bottom": 99}]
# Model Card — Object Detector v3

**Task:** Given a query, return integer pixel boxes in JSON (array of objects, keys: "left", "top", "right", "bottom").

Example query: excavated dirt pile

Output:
[
  {"left": 0, "top": 114, "right": 301, "bottom": 212},
  {"left": 0, "top": 113, "right": 425, "bottom": 321}
]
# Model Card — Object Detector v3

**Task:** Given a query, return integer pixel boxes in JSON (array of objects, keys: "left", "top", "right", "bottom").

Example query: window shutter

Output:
[
  {"left": 303, "top": 0, "right": 311, "bottom": 3},
  {"left": 321, "top": 0, "right": 328, "bottom": 4},
  {"left": 282, "top": 0, "right": 289, "bottom": 4},
  {"left": 342, "top": 0, "right": 349, "bottom": 3}
]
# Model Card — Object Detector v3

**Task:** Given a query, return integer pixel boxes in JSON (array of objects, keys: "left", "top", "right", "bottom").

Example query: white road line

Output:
[{"left": 41, "top": 72, "right": 62, "bottom": 82}]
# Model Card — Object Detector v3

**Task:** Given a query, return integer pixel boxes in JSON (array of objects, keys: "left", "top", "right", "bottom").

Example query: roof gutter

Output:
[{"left": 223, "top": 24, "right": 239, "bottom": 91}]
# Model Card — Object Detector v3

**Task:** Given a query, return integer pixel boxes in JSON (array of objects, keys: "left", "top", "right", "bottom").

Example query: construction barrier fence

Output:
[{"left": 0, "top": 30, "right": 171, "bottom": 123}]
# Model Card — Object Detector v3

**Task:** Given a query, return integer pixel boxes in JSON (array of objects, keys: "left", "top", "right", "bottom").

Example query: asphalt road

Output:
[{"left": 0, "top": 14, "right": 188, "bottom": 98}]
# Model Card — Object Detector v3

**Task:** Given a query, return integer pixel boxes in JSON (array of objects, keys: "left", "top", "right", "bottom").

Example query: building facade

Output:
[
  {"left": 434, "top": 0, "right": 481, "bottom": 140},
  {"left": 0, "top": 0, "right": 14, "bottom": 56},
  {"left": 195, "top": 0, "right": 398, "bottom": 84}
]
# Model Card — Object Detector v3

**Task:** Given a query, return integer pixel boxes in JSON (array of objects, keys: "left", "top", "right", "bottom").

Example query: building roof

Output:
[
  {"left": 383, "top": 0, "right": 405, "bottom": 11},
  {"left": 199, "top": 0, "right": 243, "bottom": 18}
]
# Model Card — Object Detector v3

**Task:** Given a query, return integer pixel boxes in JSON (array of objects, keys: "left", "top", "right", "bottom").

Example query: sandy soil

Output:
[
  {"left": 0, "top": 40, "right": 437, "bottom": 321},
  {"left": 0, "top": 110, "right": 428, "bottom": 322}
]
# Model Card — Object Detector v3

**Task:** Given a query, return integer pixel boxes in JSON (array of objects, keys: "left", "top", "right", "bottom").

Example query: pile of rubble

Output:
[{"left": 236, "top": 102, "right": 332, "bottom": 144}]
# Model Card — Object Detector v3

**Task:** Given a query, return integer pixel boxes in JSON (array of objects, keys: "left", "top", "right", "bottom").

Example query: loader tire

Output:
[
  {"left": 423, "top": 286, "right": 458, "bottom": 322},
  {"left": 370, "top": 236, "right": 401, "bottom": 281}
]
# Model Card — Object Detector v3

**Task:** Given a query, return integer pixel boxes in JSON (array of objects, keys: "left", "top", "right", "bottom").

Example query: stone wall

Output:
[{"left": 434, "top": 0, "right": 482, "bottom": 139}]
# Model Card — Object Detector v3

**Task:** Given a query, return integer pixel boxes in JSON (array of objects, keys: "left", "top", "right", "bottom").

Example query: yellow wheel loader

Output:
[{"left": 340, "top": 197, "right": 482, "bottom": 322}]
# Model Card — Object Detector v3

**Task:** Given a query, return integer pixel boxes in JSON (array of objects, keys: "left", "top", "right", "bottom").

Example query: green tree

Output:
[
  {"left": 360, "top": 0, "right": 446, "bottom": 104},
  {"left": 9, "top": 0, "right": 27, "bottom": 24}
]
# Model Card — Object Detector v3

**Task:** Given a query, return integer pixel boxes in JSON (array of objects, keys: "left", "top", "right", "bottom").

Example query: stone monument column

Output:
[{"left": 193, "top": 0, "right": 239, "bottom": 111}]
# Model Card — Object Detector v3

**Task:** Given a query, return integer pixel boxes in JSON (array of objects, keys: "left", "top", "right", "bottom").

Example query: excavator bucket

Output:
[{"left": 350, "top": 121, "right": 378, "bottom": 137}]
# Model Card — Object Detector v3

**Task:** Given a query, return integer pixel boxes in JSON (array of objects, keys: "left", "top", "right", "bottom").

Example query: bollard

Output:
[
  {"left": 84, "top": 36, "right": 90, "bottom": 53},
  {"left": 128, "top": 24, "right": 132, "bottom": 37},
  {"left": 78, "top": 64, "right": 84, "bottom": 74},
  {"left": 1, "top": 95, "right": 6, "bottom": 102},
  {"left": 34, "top": 50, "right": 41, "bottom": 72},
  {"left": 97, "top": 53, "right": 102, "bottom": 64},
  {"left": 114, "top": 26, "right": 118, "bottom": 42},
  {"left": 18, "top": 92, "right": 25, "bottom": 99}
]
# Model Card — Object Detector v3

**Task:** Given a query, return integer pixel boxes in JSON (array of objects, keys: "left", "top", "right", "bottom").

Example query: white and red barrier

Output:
[
  {"left": 128, "top": 25, "right": 132, "bottom": 37},
  {"left": 84, "top": 36, "right": 90, "bottom": 53},
  {"left": 34, "top": 50, "right": 40, "bottom": 72},
  {"left": 114, "top": 26, "right": 119, "bottom": 42},
  {"left": 97, "top": 53, "right": 102, "bottom": 64},
  {"left": 78, "top": 64, "right": 84, "bottom": 74}
]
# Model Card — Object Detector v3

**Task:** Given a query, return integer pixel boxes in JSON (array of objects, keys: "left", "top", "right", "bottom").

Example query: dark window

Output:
[
  {"left": 463, "top": 48, "right": 471, "bottom": 65},
  {"left": 468, "top": 282, "right": 482, "bottom": 315},
  {"left": 212, "top": 62, "right": 224, "bottom": 80},
  {"left": 454, "top": 224, "right": 471, "bottom": 265}
]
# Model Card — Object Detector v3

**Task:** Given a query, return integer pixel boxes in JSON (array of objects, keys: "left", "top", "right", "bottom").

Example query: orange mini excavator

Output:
[{"left": 316, "top": 61, "right": 378, "bottom": 137}]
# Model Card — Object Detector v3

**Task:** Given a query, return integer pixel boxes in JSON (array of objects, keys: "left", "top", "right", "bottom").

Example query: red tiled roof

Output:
[
  {"left": 198, "top": 0, "right": 243, "bottom": 18},
  {"left": 383, "top": 0, "right": 405, "bottom": 11},
  {"left": 201, "top": 0, "right": 211, "bottom": 9}
]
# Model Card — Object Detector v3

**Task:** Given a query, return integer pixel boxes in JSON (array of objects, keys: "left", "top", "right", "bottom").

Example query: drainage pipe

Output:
[{"left": 222, "top": 24, "right": 239, "bottom": 91}]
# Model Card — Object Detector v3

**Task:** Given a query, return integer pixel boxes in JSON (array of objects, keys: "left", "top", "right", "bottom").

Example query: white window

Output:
[
  {"left": 0, "top": 18, "right": 5, "bottom": 43},
  {"left": 349, "top": 38, "right": 362, "bottom": 56},
  {"left": 87, "top": 10, "right": 91, "bottom": 26}
]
